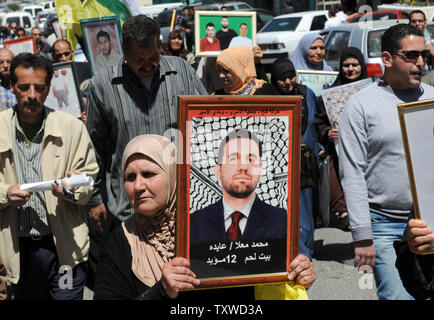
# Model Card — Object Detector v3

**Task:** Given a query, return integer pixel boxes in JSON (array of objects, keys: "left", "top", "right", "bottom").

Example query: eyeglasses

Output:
[
  {"left": 395, "top": 50, "right": 430, "bottom": 61},
  {"left": 410, "top": 19, "right": 425, "bottom": 23},
  {"left": 53, "top": 51, "right": 71, "bottom": 59},
  {"left": 32, "top": 33, "right": 42, "bottom": 37},
  {"left": 16, "top": 83, "right": 47, "bottom": 93}
]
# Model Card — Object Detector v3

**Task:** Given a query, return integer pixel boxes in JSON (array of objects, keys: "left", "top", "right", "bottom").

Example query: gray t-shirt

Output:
[{"left": 338, "top": 80, "right": 434, "bottom": 242}]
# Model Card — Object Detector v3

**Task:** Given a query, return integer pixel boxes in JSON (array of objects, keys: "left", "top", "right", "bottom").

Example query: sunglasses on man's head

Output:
[{"left": 395, "top": 50, "right": 430, "bottom": 60}]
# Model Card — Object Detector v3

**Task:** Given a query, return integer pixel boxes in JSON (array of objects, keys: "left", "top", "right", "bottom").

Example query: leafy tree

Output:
[{"left": 7, "top": 3, "right": 19, "bottom": 12}]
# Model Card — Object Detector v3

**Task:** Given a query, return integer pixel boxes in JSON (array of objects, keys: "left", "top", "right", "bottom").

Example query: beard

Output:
[{"left": 224, "top": 179, "right": 256, "bottom": 199}]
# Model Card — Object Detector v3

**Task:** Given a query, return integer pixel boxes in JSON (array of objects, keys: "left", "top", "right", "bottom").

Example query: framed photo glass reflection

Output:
[
  {"left": 45, "top": 62, "right": 83, "bottom": 118},
  {"left": 398, "top": 99, "right": 434, "bottom": 254},
  {"left": 80, "top": 16, "right": 123, "bottom": 75}
]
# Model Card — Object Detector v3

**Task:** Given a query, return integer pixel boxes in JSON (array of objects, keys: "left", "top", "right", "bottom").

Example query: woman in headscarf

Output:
[
  {"left": 290, "top": 33, "right": 332, "bottom": 71},
  {"left": 161, "top": 29, "right": 197, "bottom": 69},
  {"left": 270, "top": 57, "right": 320, "bottom": 260},
  {"left": 314, "top": 47, "right": 368, "bottom": 231},
  {"left": 94, "top": 134, "right": 316, "bottom": 300},
  {"left": 214, "top": 45, "right": 279, "bottom": 95},
  {"left": 93, "top": 134, "right": 200, "bottom": 300}
]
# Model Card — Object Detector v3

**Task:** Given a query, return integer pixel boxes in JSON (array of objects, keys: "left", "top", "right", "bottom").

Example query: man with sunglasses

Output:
[
  {"left": 338, "top": 24, "right": 434, "bottom": 300},
  {"left": 51, "top": 39, "right": 91, "bottom": 84},
  {"left": 0, "top": 53, "right": 98, "bottom": 299},
  {"left": 409, "top": 10, "right": 434, "bottom": 72}
]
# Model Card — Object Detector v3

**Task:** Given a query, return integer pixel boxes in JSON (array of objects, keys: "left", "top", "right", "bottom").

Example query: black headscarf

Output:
[
  {"left": 270, "top": 57, "right": 297, "bottom": 92},
  {"left": 332, "top": 47, "right": 367, "bottom": 87},
  {"left": 270, "top": 57, "right": 308, "bottom": 134}
]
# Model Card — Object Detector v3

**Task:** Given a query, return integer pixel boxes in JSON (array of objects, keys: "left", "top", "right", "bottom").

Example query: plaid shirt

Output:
[{"left": 0, "top": 85, "right": 16, "bottom": 111}]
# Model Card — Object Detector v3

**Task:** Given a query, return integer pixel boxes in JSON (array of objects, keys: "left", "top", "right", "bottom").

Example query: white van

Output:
[
  {"left": 23, "top": 5, "right": 44, "bottom": 19},
  {"left": 2, "top": 12, "right": 35, "bottom": 34},
  {"left": 41, "top": 1, "right": 56, "bottom": 11}
]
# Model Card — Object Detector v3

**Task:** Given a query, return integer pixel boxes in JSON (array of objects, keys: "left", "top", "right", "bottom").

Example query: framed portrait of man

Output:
[
  {"left": 397, "top": 99, "right": 434, "bottom": 254},
  {"left": 176, "top": 95, "right": 301, "bottom": 289},
  {"left": 45, "top": 62, "right": 83, "bottom": 119},
  {"left": 194, "top": 11, "right": 256, "bottom": 57},
  {"left": 80, "top": 16, "right": 123, "bottom": 75},
  {"left": 3, "top": 36, "right": 36, "bottom": 56}
]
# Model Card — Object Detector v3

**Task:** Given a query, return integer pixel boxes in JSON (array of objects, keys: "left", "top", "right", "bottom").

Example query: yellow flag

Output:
[
  {"left": 254, "top": 282, "right": 309, "bottom": 300},
  {"left": 54, "top": 0, "right": 133, "bottom": 51}
]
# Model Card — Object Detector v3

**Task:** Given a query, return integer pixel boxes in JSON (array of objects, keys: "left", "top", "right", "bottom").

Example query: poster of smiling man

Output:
[{"left": 176, "top": 95, "right": 301, "bottom": 289}]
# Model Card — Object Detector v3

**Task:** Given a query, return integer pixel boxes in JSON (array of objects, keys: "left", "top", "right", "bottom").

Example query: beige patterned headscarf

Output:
[
  {"left": 121, "top": 134, "right": 177, "bottom": 287},
  {"left": 216, "top": 45, "right": 266, "bottom": 95}
]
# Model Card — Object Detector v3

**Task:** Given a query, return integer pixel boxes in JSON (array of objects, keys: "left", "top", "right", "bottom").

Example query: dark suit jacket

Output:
[{"left": 190, "top": 197, "right": 287, "bottom": 245}]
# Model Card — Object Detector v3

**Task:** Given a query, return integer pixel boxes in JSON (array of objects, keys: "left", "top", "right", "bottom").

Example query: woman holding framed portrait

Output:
[
  {"left": 93, "top": 133, "right": 315, "bottom": 300},
  {"left": 314, "top": 47, "right": 368, "bottom": 231},
  {"left": 93, "top": 135, "right": 200, "bottom": 300}
]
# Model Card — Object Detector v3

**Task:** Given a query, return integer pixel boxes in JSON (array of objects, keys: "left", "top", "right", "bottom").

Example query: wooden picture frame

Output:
[
  {"left": 397, "top": 99, "right": 434, "bottom": 254},
  {"left": 177, "top": 95, "right": 301, "bottom": 289},
  {"left": 296, "top": 70, "right": 338, "bottom": 97},
  {"left": 3, "top": 36, "right": 36, "bottom": 56},
  {"left": 80, "top": 16, "right": 123, "bottom": 75},
  {"left": 45, "top": 62, "right": 84, "bottom": 119},
  {"left": 194, "top": 10, "right": 256, "bottom": 57}
]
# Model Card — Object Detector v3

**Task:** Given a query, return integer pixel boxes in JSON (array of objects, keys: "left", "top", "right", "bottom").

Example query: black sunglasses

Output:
[
  {"left": 395, "top": 50, "right": 430, "bottom": 60},
  {"left": 53, "top": 51, "right": 71, "bottom": 59}
]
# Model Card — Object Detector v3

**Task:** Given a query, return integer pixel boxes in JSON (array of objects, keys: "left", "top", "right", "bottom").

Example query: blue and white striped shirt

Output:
[
  {"left": 12, "top": 111, "right": 52, "bottom": 237},
  {"left": 0, "top": 86, "right": 17, "bottom": 111}
]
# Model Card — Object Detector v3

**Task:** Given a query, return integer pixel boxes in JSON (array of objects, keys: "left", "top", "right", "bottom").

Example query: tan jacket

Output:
[{"left": 0, "top": 107, "right": 99, "bottom": 284}]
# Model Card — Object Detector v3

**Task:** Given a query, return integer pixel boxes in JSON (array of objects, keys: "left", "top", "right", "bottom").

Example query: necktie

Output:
[{"left": 227, "top": 211, "right": 243, "bottom": 242}]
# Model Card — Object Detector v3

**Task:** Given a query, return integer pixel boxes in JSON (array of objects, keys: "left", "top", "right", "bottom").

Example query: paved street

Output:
[
  {"left": 309, "top": 227, "right": 378, "bottom": 300},
  {"left": 84, "top": 225, "right": 379, "bottom": 301}
]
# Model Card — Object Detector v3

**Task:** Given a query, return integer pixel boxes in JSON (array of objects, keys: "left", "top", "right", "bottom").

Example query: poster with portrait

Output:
[
  {"left": 296, "top": 70, "right": 339, "bottom": 97},
  {"left": 45, "top": 62, "right": 83, "bottom": 118},
  {"left": 321, "top": 78, "right": 373, "bottom": 128},
  {"left": 194, "top": 11, "right": 256, "bottom": 57},
  {"left": 3, "top": 36, "right": 36, "bottom": 56},
  {"left": 397, "top": 100, "right": 434, "bottom": 254},
  {"left": 177, "top": 95, "right": 301, "bottom": 289},
  {"left": 80, "top": 16, "right": 123, "bottom": 75}
]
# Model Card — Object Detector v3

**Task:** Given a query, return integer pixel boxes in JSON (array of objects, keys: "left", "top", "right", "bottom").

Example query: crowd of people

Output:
[{"left": 0, "top": 8, "right": 433, "bottom": 301}]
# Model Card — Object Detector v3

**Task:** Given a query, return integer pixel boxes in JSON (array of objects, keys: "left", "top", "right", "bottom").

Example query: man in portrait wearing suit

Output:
[{"left": 190, "top": 129, "right": 287, "bottom": 245}]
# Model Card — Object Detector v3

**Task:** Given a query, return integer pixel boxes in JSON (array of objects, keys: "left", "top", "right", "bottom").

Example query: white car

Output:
[
  {"left": 140, "top": 2, "right": 184, "bottom": 19},
  {"left": 256, "top": 10, "right": 329, "bottom": 71},
  {"left": 2, "top": 11, "right": 35, "bottom": 34}
]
